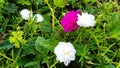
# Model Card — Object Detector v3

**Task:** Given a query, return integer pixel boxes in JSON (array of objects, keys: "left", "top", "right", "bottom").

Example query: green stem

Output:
[
  {"left": 117, "top": 61, "right": 120, "bottom": 68},
  {"left": 14, "top": 47, "right": 22, "bottom": 63},
  {"left": 0, "top": 53, "right": 14, "bottom": 62},
  {"left": 102, "top": 43, "right": 115, "bottom": 56},
  {"left": 45, "top": 0, "right": 55, "bottom": 31},
  {"left": 88, "top": 30, "right": 100, "bottom": 47},
  {"left": 87, "top": 29, "right": 101, "bottom": 61},
  {"left": 112, "top": 50, "right": 118, "bottom": 61},
  {"left": 73, "top": 28, "right": 83, "bottom": 44},
  {"left": 50, "top": 61, "right": 59, "bottom": 68},
  {"left": 12, "top": 49, "right": 14, "bottom": 60},
  {"left": 10, "top": 47, "right": 22, "bottom": 67},
  {"left": 6, "top": 47, "right": 22, "bottom": 68},
  {"left": 103, "top": 23, "right": 107, "bottom": 47}
]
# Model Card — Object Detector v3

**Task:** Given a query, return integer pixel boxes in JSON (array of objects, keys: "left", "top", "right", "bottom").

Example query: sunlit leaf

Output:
[{"left": 54, "top": 0, "right": 64, "bottom": 7}]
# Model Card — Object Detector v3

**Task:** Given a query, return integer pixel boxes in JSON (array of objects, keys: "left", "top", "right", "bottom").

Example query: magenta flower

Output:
[{"left": 61, "top": 10, "right": 80, "bottom": 32}]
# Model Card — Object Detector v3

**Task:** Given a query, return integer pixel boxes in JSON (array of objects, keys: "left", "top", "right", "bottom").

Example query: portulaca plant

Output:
[{"left": 1, "top": 0, "right": 120, "bottom": 68}]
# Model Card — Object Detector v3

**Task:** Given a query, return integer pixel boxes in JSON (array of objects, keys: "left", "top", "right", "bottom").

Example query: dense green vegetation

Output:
[{"left": 0, "top": 0, "right": 120, "bottom": 68}]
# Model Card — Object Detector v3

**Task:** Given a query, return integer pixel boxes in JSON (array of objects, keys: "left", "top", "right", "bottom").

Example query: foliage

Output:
[{"left": 0, "top": 0, "right": 120, "bottom": 68}]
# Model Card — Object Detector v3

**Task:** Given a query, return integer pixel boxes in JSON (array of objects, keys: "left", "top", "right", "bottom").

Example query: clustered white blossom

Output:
[
  {"left": 20, "top": 9, "right": 44, "bottom": 22},
  {"left": 54, "top": 42, "right": 76, "bottom": 66},
  {"left": 77, "top": 12, "right": 96, "bottom": 27}
]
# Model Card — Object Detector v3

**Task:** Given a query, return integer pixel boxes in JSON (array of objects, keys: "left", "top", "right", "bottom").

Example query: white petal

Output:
[
  {"left": 54, "top": 42, "right": 76, "bottom": 66},
  {"left": 33, "top": 14, "right": 44, "bottom": 22},
  {"left": 20, "top": 9, "right": 32, "bottom": 20},
  {"left": 77, "top": 12, "right": 96, "bottom": 27}
]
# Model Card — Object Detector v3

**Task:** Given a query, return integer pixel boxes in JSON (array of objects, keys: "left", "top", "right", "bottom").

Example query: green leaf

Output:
[
  {"left": 107, "top": 12, "right": 120, "bottom": 40},
  {"left": 23, "top": 45, "right": 36, "bottom": 54},
  {"left": 74, "top": 44, "right": 89, "bottom": 56},
  {"left": 0, "top": 40, "right": 13, "bottom": 49},
  {"left": 105, "top": 64, "right": 115, "bottom": 68},
  {"left": 9, "top": 30, "right": 25, "bottom": 48},
  {"left": 108, "top": 12, "right": 120, "bottom": 32},
  {"left": 24, "top": 60, "right": 39, "bottom": 67},
  {"left": 117, "top": 62, "right": 120, "bottom": 68},
  {"left": 0, "top": 28, "right": 2, "bottom": 32},
  {"left": 35, "top": 36, "right": 58, "bottom": 52},
  {"left": 44, "top": 0, "right": 48, "bottom": 3},
  {"left": 6, "top": 3, "right": 18, "bottom": 13},
  {"left": 17, "top": 0, "right": 31, "bottom": 6},
  {"left": 54, "top": 0, "right": 64, "bottom": 7},
  {"left": 14, "top": 41, "right": 20, "bottom": 48},
  {"left": 35, "top": 36, "right": 48, "bottom": 53},
  {"left": 9, "top": 37, "right": 16, "bottom": 43},
  {"left": 40, "top": 6, "right": 49, "bottom": 13},
  {"left": 0, "top": 0, "right": 4, "bottom": 7},
  {"left": 39, "top": 14, "right": 52, "bottom": 33},
  {"left": 17, "top": 56, "right": 31, "bottom": 66},
  {"left": 2, "top": 19, "right": 9, "bottom": 33},
  {"left": 39, "top": 22, "right": 52, "bottom": 32},
  {"left": 45, "top": 39, "right": 58, "bottom": 51},
  {"left": 23, "top": 1, "right": 31, "bottom": 6}
]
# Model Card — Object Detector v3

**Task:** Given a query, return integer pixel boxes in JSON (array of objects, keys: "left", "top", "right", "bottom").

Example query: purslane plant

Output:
[
  {"left": 20, "top": 9, "right": 97, "bottom": 66},
  {"left": 1, "top": 0, "right": 119, "bottom": 68},
  {"left": 53, "top": 10, "right": 96, "bottom": 66}
]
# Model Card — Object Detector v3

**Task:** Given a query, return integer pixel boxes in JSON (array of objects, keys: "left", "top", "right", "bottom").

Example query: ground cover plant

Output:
[{"left": 0, "top": 0, "right": 120, "bottom": 68}]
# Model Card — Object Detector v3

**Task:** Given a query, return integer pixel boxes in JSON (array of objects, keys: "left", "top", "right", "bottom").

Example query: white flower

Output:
[
  {"left": 20, "top": 9, "right": 32, "bottom": 20},
  {"left": 33, "top": 14, "right": 44, "bottom": 22},
  {"left": 54, "top": 42, "right": 76, "bottom": 66},
  {"left": 77, "top": 12, "right": 96, "bottom": 27}
]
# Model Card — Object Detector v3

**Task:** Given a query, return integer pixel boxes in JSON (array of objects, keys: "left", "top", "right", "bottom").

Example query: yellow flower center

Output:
[{"left": 64, "top": 51, "right": 70, "bottom": 55}]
